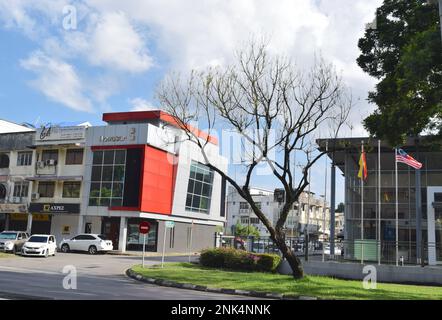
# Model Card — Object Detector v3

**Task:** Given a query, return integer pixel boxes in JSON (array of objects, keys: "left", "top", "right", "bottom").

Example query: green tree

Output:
[
  {"left": 234, "top": 221, "right": 260, "bottom": 237},
  {"left": 357, "top": 0, "right": 442, "bottom": 145}
]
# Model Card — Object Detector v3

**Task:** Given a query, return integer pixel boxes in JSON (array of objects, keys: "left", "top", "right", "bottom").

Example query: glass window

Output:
[
  {"left": 93, "top": 151, "right": 103, "bottom": 165},
  {"left": 0, "top": 154, "right": 9, "bottom": 168},
  {"left": 65, "top": 149, "right": 83, "bottom": 165},
  {"left": 13, "top": 182, "right": 29, "bottom": 198},
  {"left": 41, "top": 150, "right": 58, "bottom": 162},
  {"left": 103, "top": 150, "right": 115, "bottom": 164},
  {"left": 240, "top": 202, "right": 249, "bottom": 209},
  {"left": 62, "top": 181, "right": 81, "bottom": 198},
  {"left": 38, "top": 181, "right": 55, "bottom": 198},
  {"left": 17, "top": 151, "right": 32, "bottom": 166},
  {"left": 185, "top": 161, "right": 214, "bottom": 214},
  {"left": 89, "top": 150, "right": 126, "bottom": 207}
]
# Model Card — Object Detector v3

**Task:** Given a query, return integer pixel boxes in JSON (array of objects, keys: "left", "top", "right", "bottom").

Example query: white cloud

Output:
[
  {"left": 2, "top": 0, "right": 383, "bottom": 126},
  {"left": 129, "top": 98, "right": 156, "bottom": 111},
  {"left": 86, "top": 11, "right": 153, "bottom": 73},
  {"left": 20, "top": 51, "right": 93, "bottom": 113}
]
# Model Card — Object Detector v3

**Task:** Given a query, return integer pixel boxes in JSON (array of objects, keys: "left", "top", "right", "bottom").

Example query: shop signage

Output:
[
  {"left": 0, "top": 203, "right": 27, "bottom": 214},
  {"left": 28, "top": 203, "right": 80, "bottom": 214},
  {"left": 99, "top": 127, "right": 137, "bottom": 143},
  {"left": 10, "top": 213, "right": 50, "bottom": 221},
  {"left": 36, "top": 126, "right": 86, "bottom": 142}
]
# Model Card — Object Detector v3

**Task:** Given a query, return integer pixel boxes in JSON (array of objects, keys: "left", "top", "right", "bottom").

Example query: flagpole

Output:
[
  {"left": 395, "top": 148, "right": 399, "bottom": 266},
  {"left": 322, "top": 141, "right": 328, "bottom": 263},
  {"left": 378, "top": 139, "right": 381, "bottom": 265},
  {"left": 361, "top": 141, "right": 364, "bottom": 265}
]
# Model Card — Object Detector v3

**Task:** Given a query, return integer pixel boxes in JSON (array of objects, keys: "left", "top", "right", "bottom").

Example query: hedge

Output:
[{"left": 200, "top": 248, "right": 281, "bottom": 273}]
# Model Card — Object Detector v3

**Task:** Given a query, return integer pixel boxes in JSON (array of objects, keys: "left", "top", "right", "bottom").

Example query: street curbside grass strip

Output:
[{"left": 126, "top": 267, "right": 320, "bottom": 300}]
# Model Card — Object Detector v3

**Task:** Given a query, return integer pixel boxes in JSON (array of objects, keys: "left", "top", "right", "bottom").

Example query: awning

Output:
[{"left": 26, "top": 176, "right": 83, "bottom": 181}]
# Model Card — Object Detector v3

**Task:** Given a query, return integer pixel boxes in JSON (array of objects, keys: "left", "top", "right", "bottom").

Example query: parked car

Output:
[
  {"left": 22, "top": 234, "right": 57, "bottom": 257},
  {"left": 0, "top": 231, "right": 29, "bottom": 254},
  {"left": 59, "top": 234, "right": 113, "bottom": 254},
  {"left": 323, "top": 244, "right": 342, "bottom": 255}
]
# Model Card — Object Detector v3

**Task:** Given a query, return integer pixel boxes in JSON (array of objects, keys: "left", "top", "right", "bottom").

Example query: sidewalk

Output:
[{"left": 107, "top": 250, "right": 200, "bottom": 257}]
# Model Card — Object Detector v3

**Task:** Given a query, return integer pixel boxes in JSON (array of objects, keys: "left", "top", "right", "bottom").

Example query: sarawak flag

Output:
[{"left": 358, "top": 151, "right": 368, "bottom": 180}]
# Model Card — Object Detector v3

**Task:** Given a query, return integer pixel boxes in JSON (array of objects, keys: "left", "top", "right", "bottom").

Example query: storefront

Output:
[
  {"left": 0, "top": 213, "right": 5, "bottom": 231},
  {"left": 126, "top": 218, "right": 158, "bottom": 251},
  {"left": 29, "top": 203, "right": 80, "bottom": 240},
  {"left": 0, "top": 203, "right": 28, "bottom": 232}
]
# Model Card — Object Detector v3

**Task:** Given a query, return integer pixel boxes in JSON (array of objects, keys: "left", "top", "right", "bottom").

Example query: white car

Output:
[
  {"left": 59, "top": 234, "right": 113, "bottom": 255},
  {"left": 323, "top": 245, "right": 342, "bottom": 255},
  {"left": 22, "top": 234, "right": 57, "bottom": 257}
]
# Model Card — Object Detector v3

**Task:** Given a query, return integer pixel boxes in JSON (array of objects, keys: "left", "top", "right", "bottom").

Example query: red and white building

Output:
[{"left": 78, "top": 111, "right": 228, "bottom": 253}]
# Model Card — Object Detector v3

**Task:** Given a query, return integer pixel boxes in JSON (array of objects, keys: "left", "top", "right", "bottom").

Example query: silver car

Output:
[{"left": 0, "top": 231, "right": 29, "bottom": 254}]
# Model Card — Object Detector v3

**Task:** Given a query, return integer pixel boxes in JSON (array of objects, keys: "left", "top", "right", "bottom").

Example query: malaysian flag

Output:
[{"left": 396, "top": 148, "right": 422, "bottom": 169}]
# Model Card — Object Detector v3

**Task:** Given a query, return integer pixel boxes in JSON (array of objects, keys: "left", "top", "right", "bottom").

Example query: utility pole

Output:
[{"left": 304, "top": 150, "right": 311, "bottom": 261}]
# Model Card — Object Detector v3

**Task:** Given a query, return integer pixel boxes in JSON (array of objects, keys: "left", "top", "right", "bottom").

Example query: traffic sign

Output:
[
  {"left": 165, "top": 221, "right": 175, "bottom": 229},
  {"left": 139, "top": 221, "right": 151, "bottom": 234}
]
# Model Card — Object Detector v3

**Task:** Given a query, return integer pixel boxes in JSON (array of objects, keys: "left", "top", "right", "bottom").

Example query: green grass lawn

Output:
[{"left": 131, "top": 262, "right": 442, "bottom": 300}]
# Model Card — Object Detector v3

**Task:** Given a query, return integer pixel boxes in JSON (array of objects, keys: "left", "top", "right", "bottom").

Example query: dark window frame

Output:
[
  {"left": 17, "top": 151, "right": 33, "bottom": 166},
  {"left": 65, "top": 149, "right": 84, "bottom": 165},
  {"left": 62, "top": 181, "right": 81, "bottom": 198},
  {"left": 38, "top": 181, "right": 55, "bottom": 198}
]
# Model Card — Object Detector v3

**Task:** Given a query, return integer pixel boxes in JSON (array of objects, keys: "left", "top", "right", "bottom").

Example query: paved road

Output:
[{"left": 0, "top": 253, "right": 258, "bottom": 300}]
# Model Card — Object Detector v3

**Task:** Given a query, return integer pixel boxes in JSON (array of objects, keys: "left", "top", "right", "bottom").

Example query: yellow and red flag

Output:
[{"left": 358, "top": 151, "right": 368, "bottom": 180}]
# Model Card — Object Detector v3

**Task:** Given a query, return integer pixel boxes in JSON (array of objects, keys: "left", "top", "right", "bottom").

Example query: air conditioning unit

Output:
[
  {"left": 31, "top": 193, "right": 40, "bottom": 200},
  {"left": 45, "top": 159, "right": 57, "bottom": 166},
  {"left": 11, "top": 196, "right": 22, "bottom": 203}
]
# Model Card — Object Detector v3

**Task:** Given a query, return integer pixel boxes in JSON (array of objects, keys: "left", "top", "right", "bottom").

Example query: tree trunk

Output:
[{"left": 274, "top": 232, "right": 304, "bottom": 279}]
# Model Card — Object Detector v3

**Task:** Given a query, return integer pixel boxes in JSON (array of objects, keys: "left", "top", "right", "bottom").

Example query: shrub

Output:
[
  {"left": 200, "top": 248, "right": 282, "bottom": 273},
  {"left": 224, "top": 250, "right": 256, "bottom": 271},
  {"left": 255, "top": 253, "right": 282, "bottom": 273},
  {"left": 200, "top": 247, "right": 229, "bottom": 268}
]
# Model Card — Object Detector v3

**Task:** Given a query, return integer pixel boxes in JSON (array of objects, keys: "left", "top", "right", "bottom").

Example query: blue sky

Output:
[{"left": 0, "top": 0, "right": 384, "bottom": 204}]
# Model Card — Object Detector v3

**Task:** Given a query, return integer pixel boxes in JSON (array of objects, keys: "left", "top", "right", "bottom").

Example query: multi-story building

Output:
[
  {"left": 317, "top": 136, "right": 442, "bottom": 265},
  {"left": 0, "top": 121, "right": 35, "bottom": 232},
  {"left": 27, "top": 124, "right": 89, "bottom": 241},
  {"left": 226, "top": 187, "right": 330, "bottom": 238},
  {"left": 0, "top": 111, "right": 228, "bottom": 254},
  {"left": 80, "top": 110, "right": 228, "bottom": 253}
]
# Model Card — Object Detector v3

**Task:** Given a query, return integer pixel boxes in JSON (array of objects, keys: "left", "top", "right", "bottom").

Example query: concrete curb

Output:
[{"left": 126, "top": 268, "right": 319, "bottom": 300}]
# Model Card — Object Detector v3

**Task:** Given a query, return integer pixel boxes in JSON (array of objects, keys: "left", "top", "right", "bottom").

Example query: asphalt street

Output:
[{"left": 0, "top": 253, "right": 259, "bottom": 300}]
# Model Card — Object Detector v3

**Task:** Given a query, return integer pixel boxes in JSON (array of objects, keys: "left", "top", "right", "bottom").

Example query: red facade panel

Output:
[{"left": 139, "top": 145, "right": 176, "bottom": 215}]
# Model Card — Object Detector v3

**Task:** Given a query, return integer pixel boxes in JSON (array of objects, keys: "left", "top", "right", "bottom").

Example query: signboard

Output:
[
  {"left": 165, "top": 221, "right": 175, "bottom": 229},
  {"left": 36, "top": 126, "right": 86, "bottom": 143},
  {"left": 0, "top": 203, "right": 27, "bottom": 214},
  {"left": 10, "top": 213, "right": 49, "bottom": 221},
  {"left": 28, "top": 203, "right": 80, "bottom": 214},
  {"left": 139, "top": 221, "right": 151, "bottom": 234}
]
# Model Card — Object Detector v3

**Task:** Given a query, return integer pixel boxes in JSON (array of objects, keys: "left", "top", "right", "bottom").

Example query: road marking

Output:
[{"left": 0, "top": 265, "right": 136, "bottom": 283}]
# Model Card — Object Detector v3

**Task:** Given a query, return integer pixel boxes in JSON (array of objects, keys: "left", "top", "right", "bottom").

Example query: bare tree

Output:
[{"left": 156, "top": 42, "right": 352, "bottom": 278}]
